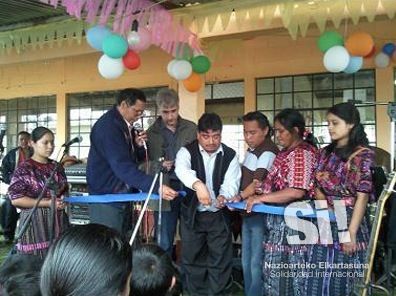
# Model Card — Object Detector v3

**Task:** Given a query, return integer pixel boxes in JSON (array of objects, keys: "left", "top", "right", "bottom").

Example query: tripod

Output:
[{"left": 129, "top": 162, "right": 164, "bottom": 247}]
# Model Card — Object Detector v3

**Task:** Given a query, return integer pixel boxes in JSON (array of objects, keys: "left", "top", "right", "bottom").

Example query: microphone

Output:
[
  {"left": 133, "top": 123, "right": 147, "bottom": 150},
  {"left": 62, "top": 136, "right": 83, "bottom": 147}
]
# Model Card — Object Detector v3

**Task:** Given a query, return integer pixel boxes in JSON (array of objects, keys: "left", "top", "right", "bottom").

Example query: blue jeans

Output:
[
  {"left": 242, "top": 214, "right": 266, "bottom": 296},
  {"left": 154, "top": 195, "right": 182, "bottom": 257}
]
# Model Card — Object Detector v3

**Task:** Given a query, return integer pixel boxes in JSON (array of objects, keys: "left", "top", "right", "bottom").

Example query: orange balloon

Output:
[
  {"left": 345, "top": 32, "right": 374, "bottom": 56},
  {"left": 183, "top": 72, "right": 202, "bottom": 92}
]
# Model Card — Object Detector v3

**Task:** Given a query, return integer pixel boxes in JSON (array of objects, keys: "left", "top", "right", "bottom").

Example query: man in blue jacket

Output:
[{"left": 87, "top": 88, "right": 177, "bottom": 236}]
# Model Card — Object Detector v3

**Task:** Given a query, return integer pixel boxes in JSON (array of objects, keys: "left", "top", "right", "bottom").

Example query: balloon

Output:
[
  {"left": 172, "top": 60, "right": 192, "bottom": 80},
  {"left": 98, "top": 55, "right": 124, "bottom": 79},
  {"left": 191, "top": 55, "right": 211, "bottom": 74},
  {"left": 183, "top": 73, "right": 202, "bottom": 92},
  {"left": 86, "top": 25, "right": 112, "bottom": 51},
  {"left": 122, "top": 50, "right": 141, "bottom": 70},
  {"left": 382, "top": 43, "right": 395, "bottom": 56},
  {"left": 127, "top": 31, "right": 140, "bottom": 46},
  {"left": 167, "top": 59, "right": 178, "bottom": 78},
  {"left": 343, "top": 56, "right": 363, "bottom": 74},
  {"left": 345, "top": 32, "right": 374, "bottom": 56},
  {"left": 323, "top": 46, "right": 350, "bottom": 73},
  {"left": 317, "top": 31, "right": 344, "bottom": 53},
  {"left": 129, "top": 27, "right": 151, "bottom": 52},
  {"left": 364, "top": 46, "right": 376, "bottom": 58},
  {"left": 374, "top": 52, "right": 390, "bottom": 68},
  {"left": 102, "top": 34, "right": 128, "bottom": 59}
]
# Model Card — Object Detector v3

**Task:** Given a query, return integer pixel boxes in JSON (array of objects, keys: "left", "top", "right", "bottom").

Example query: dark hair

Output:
[
  {"left": 3, "top": 273, "right": 41, "bottom": 296},
  {"left": 130, "top": 244, "right": 176, "bottom": 296},
  {"left": 325, "top": 102, "right": 369, "bottom": 159},
  {"left": 198, "top": 113, "right": 222, "bottom": 133},
  {"left": 0, "top": 254, "right": 43, "bottom": 285},
  {"left": 31, "top": 127, "right": 53, "bottom": 143},
  {"left": 243, "top": 111, "right": 273, "bottom": 138},
  {"left": 40, "top": 224, "right": 132, "bottom": 296},
  {"left": 274, "top": 108, "right": 316, "bottom": 147},
  {"left": 17, "top": 131, "right": 30, "bottom": 138},
  {"left": 117, "top": 88, "right": 147, "bottom": 106}
]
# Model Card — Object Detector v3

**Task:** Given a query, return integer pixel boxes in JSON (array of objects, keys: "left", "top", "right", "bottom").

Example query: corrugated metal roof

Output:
[{"left": 0, "top": 0, "right": 67, "bottom": 29}]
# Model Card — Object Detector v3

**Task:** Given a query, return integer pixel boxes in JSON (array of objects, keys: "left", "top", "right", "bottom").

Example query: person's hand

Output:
[
  {"left": 193, "top": 181, "right": 211, "bottom": 206},
  {"left": 245, "top": 195, "right": 261, "bottom": 213},
  {"left": 315, "top": 187, "right": 327, "bottom": 200},
  {"left": 162, "top": 160, "right": 174, "bottom": 172},
  {"left": 161, "top": 185, "right": 178, "bottom": 200},
  {"left": 215, "top": 195, "right": 226, "bottom": 209},
  {"left": 55, "top": 198, "right": 66, "bottom": 210},
  {"left": 244, "top": 180, "right": 261, "bottom": 197},
  {"left": 341, "top": 232, "right": 357, "bottom": 255},
  {"left": 134, "top": 130, "right": 148, "bottom": 147},
  {"left": 228, "top": 194, "right": 242, "bottom": 203}
]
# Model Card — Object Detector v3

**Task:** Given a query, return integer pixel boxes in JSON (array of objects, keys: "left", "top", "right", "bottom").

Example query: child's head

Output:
[{"left": 130, "top": 244, "right": 178, "bottom": 296}]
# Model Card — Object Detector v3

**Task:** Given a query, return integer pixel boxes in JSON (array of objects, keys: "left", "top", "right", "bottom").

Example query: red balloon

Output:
[
  {"left": 364, "top": 45, "right": 376, "bottom": 58},
  {"left": 122, "top": 50, "right": 141, "bottom": 70}
]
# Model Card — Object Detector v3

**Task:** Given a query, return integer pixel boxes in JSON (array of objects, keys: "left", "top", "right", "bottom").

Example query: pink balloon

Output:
[{"left": 129, "top": 27, "right": 152, "bottom": 52}]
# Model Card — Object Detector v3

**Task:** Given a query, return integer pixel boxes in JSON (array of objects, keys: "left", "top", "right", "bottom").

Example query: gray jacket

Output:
[{"left": 146, "top": 116, "right": 197, "bottom": 210}]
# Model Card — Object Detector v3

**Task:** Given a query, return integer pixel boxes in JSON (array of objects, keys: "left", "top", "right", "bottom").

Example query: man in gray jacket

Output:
[{"left": 147, "top": 88, "right": 197, "bottom": 257}]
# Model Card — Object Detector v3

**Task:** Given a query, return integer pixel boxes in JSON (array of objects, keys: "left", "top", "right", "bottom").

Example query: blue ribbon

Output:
[
  {"left": 65, "top": 191, "right": 186, "bottom": 204},
  {"left": 226, "top": 201, "right": 337, "bottom": 221}
]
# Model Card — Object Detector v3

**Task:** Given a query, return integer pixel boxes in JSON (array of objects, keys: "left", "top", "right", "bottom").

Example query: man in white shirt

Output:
[{"left": 175, "top": 113, "right": 241, "bottom": 296}]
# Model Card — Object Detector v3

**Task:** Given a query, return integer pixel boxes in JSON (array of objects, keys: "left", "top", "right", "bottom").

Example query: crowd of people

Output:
[{"left": 0, "top": 87, "right": 379, "bottom": 296}]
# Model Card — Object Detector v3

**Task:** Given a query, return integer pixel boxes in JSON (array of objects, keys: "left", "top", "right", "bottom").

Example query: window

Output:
[
  {"left": 67, "top": 87, "right": 163, "bottom": 159},
  {"left": 205, "top": 81, "right": 245, "bottom": 161},
  {"left": 256, "top": 70, "right": 376, "bottom": 147},
  {"left": 0, "top": 96, "right": 56, "bottom": 153}
]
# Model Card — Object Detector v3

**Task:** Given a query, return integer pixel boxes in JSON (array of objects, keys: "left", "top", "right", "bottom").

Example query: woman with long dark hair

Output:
[
  {"left": 9, "top": 127, "right": 68, "bottom": 258},
  {"left": 246, "top": 108, "right": 317, "bottom": 296},
  {"left": 305, "top": 102, "right": 374, "bottom": 295}
]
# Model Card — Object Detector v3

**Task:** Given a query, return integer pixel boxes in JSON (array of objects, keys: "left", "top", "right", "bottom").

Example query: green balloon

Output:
[
  {"left": 317, "top": 31, "right": 344, "bottom": 53},
  {"left": 102, "top": 34, "right": 128, "bottom": 59},
  {"left": 191, "top": 55, "right": 211, "bottom": 73}
]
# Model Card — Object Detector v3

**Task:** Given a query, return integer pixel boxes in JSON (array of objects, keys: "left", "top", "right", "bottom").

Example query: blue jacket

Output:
[{"left": 87, "top": 106, "right": 155, "bottom": 196}]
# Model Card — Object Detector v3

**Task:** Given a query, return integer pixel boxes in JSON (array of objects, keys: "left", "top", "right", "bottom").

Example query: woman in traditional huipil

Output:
[
  {"left": 9, "top": 127, "right": 69, "bottom": 258},
  {"left": 305, "top": 102, "right": 374, "bottom": 295},
  {"left": 246, "top": 108, "right": 317, "bottom": 296}
]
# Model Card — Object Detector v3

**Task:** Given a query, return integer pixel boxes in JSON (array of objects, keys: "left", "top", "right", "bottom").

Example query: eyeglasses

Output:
[{"left": 130, "top": 106, "right": 145, "bottom": 116}]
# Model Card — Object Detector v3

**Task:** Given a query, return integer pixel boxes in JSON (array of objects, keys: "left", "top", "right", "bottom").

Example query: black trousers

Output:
[
  {"left": 89, "top": 203, "right": 132, "bottom": 238},
  {"left": 180, "top": 210, "right": 233, "bottom": 296}
]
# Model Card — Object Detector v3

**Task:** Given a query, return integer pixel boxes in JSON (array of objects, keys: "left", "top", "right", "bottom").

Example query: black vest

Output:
[{"left": 181, "top": 140, "right": 236, "bottom": 228}]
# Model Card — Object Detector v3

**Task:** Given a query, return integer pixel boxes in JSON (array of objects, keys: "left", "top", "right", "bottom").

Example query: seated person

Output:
[
  {"left": 130, "top": 244, "right": 179, "bottom": 296},
  {"left": 40, "top": 224, "right": 132, "bottom": 296}
]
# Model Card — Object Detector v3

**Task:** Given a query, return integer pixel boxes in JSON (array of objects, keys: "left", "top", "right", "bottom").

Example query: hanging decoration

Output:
[
  {"left": 172, "top": 0, "right": 396, "bottom": 40},
  {"left": 40, "top": 0, "right": 201, "bottom": 57},
  {"left": 317, "top": 29, "right": 396, "bottom": 73}
]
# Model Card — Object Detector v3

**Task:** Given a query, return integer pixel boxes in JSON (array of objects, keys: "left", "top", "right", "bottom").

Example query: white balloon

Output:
[
  {"left": 167, "top": 59, "right": 178, "bottom": 78},
  {"left": 172, "top": 60, "right": 192, "bottom": 81},
  {"left": 127, "top": 31, "right": 140, "bottom": 46},
  {"left": 323, "top": 45, "right": 350, "bottom": 73},
  {"left": 374, "top": 52, "right": 390, "bottom": 68},
  {"left": 98, "top": 54, "right": 124, "bottom": 79}
]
